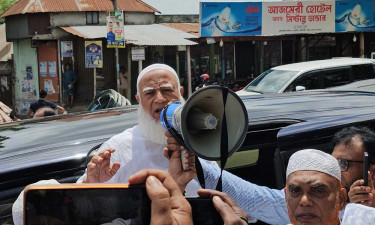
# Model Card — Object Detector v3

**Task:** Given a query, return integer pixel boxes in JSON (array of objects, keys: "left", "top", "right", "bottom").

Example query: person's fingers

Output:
[
  {"left": 349, "top": 185, "right": 371, "bottom": 197},
  {"left": 349, "top": 192, "right": 373, "bottom": 203},
  {"left": 165, "top": 130, "right": 173, "bottom": 137},
  {"left": 146, "top": 176, "right": 173, "bottom": 225},
  {"left": 212, "top": 196, "right": 246, "bottom": 225},
  {"left": 129, "top": 169, "right": 182, "bottom": 196},
  {"left": 109, "top": 162, "right": 121, "bottom": 176},
  {"left": 369, "top": 171, "right": 374, "bottom": 190},
  {"left": 163, "top": 148, "right": 171, "bottom": 159},
  {"left": 167, "top": 143, "right": 184, "bottom": 151},
  {"left": 90, "top": 155, "right": 103, "bottom": 165}
]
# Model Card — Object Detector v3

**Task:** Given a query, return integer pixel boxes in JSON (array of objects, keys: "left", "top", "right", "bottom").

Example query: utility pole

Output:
[{"left": 111, "top": 0, "right": 120, "bottom": 92}]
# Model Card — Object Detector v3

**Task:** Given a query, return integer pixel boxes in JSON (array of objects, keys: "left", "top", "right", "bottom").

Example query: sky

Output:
[{"left": 141, "top": 0, "right": 259, "bottom": 15}]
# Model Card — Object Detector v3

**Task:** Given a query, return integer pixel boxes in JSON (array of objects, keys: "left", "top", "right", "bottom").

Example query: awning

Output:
[{"left": 60, "top": 24, "right": 197, "bottom": 46}]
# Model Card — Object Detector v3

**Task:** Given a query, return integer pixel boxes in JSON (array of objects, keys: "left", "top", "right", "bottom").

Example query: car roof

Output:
[{"left": 271, "top": 58, "right": 375, "bottom": 72}]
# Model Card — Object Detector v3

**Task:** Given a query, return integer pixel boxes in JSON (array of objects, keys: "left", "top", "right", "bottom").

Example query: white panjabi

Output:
[
  {"left": 286, "top": 149, "right": 341, "bottom": 181},
  {"left": 136, "top": 63, "right": 180, "bottom": 96}
]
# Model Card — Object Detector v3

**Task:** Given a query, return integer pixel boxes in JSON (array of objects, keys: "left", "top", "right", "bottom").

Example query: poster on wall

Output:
[
  {"left": 21, "top": 71, "right": 36, "bottom": 99},
  {"left": 44, "top": 79, "right": 56, "bottom": 94},
  {"left": 200, "top": 2, "right": 262, "bottom": 37},
  {"left": 48, "top": 61, "right": 57, "bottom": 76},
  {"left": 1, "top": 76, "right": 8, "bottom": 92},
  {"left": 39, "top": 62, "right": 47, "bottom": 76},
  {"left": 262, "top": 1, "right": 335, "bottom": 36},
  {"left": 61, "top": 41, "right": 73, "bottom": 57},
  {"left": 106, "top": 11, "right": 125, "bottom": 48},
  {"left": 85, "top": 41, "right": 103, "bottom": 68},
  {"left": 16, "top": 100, "right": 32, "bottom": 115},
  {"left": 26, "top": 66, "right": 33, "bottom": 80},
  {"left": 335, "top": 0, "right": 375, "bottom": 32}
]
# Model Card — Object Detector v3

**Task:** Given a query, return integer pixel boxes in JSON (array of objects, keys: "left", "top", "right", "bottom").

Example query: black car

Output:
[{"left": 2, "top": 90, "right": 375, "bottom": 224}]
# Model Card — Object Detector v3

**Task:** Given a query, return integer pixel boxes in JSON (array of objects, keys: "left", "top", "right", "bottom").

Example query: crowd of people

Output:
[{"left": 12, "top": 63, "right": 375, "bottom": 224}]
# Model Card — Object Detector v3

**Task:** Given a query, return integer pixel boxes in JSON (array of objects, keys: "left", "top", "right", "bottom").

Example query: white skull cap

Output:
[
  {"left": 286, "top": 149, "right": 341, "bottom": 181},
  {"left": 136, "top": 63, "right": 180, "bottom": 96}
]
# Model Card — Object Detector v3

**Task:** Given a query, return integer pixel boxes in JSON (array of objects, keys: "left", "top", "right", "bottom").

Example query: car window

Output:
[
  {"left": 352, "top": 64, "right": 375, "bottom": 81},
  {"left": 245, "top": 69, "right": 298, "bottom": 93},
  {"left": 290, "top": 72, "right": 323, "bottom": 90},
  {"left": 322, "top": 68, "right": 350, "bottom": 88}
]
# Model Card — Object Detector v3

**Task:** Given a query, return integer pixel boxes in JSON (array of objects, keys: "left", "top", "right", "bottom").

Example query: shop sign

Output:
[
  {"left": 85, "top": 41, "right": 103, "bottom": 68},
  {"left": 262, "top": 1, "right": 335, "bottom": 35},
  {"left": 131, "top": 47, "right": 145, "bottom": 61},
  {"left": 106, "top": 11, "right": 125, "bottom": 48},
  {"left": 200, "top": 2, "right": 262, "bottom": 37},
  {"left": 335, "top": 0, "right": 375, "bottom": 32}
]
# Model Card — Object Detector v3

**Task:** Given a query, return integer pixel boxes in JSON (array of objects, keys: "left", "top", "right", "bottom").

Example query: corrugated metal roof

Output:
[
  {"left": 161, "top": 23, "right": 199, "bottom": 37},
  {"left": 0, "top": 24, "right": 13, "bottom": 62},
  {"left": 61, "top": 24, "right": 198, "bottom": 46},
  {"left": 1, "top": 0, "right": 158, "bottom": 18}
]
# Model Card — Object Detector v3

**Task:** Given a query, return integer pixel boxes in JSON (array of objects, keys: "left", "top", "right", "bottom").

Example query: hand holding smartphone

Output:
[{"left": 363, "top": 152, "right": 369, "bottom": 186}]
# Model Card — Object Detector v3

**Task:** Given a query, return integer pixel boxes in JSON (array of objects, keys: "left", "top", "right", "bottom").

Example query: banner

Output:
[
  {"left": 335, "top": 0, "right": 375, "bottom": 32},
  {"left": 262, "top": 1, "right": 335, "bottom": 35},
  {"left": 200, "top": 2, "right": 262, "bottom": 37},
  {"left": 106, "top": 11, "right": 125, "bottom": 48},
  {"left": 61, "top": 41, "right": 73, "bottom": 57},
  {"left": 85, "top": 41, "right": 103, "bottom": 68}
]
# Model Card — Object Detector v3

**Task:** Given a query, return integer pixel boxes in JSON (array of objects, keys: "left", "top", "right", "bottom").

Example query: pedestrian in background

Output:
[{"left": 63, "top": 63, "right": 78, "bottom": 108}]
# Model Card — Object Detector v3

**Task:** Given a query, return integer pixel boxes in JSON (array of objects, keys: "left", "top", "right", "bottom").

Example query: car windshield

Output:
[{"left": 245, "top": 69, "right": 298, "bottom": 93}]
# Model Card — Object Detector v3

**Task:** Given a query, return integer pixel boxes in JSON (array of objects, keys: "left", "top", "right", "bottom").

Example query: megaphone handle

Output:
[{"left": 181, "top": 149, "right": 188, "bottom": 171}]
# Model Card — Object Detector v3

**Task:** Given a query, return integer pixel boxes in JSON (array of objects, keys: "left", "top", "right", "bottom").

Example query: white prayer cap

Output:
[
  {"left": 286, "top": 149, "right": 341, "bottom": 181},
  {"left": 136, "top": 63, "right": 180, "bottom": 95}
]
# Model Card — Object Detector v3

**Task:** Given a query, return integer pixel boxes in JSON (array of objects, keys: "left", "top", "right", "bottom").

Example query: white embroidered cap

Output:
[
  {"left": 136, "top": 63, "right": 180, "bottom": 96},
  {"left": 286, "top": 149, "right": 341, "bottom": 181}
]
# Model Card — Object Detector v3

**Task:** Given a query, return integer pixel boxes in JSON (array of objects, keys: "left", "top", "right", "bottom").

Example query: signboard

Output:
[
  {"left": 262, "top": 1, "right": 335, "bottom": 35},
  {"left": 131, "top": 47, "right": 145, "bottom": 61},
  {"left": 106, "top": 11, "right": 125, "bottom": 48},
  {"left": 200, "top": 2, "right": 262, "bottom": 37},
  {"left": 61, "top": 41, "right": 73, "bottom": 57},
  {"left": 85, "top": 41, "right": 103, "bottom": 68},
  {"left": 335, "top": 0, "right": 375, "bottom": 32},
  {"left": 48, "top": 61, "right": 57, "bottom": 76}
]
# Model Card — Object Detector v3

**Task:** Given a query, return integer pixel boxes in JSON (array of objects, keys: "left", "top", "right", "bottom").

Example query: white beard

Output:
[{"left": 138, "top": 96, "right": 185, "bottom": 145}]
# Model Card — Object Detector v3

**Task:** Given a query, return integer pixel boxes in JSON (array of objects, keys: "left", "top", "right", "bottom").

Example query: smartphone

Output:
[
  {"left": 187, "top": 197, "right": 223, "bottom": 225},
  {"left": 24, "top": 183, "right": 150, "bottom": 225},
  {"left": 364, "top": 152, "right": 369, "bottom": 186}
]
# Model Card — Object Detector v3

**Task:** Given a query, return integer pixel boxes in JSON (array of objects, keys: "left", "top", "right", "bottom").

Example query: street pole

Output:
[
  {"left": 187, "top": 46, "right": 192, "bottom": 97},
  {"left": 112, "top": 0, "right": 120, "bottom": 92}
]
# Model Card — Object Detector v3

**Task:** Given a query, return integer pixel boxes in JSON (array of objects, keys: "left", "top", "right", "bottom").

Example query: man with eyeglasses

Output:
[
  {"left": 332, "top": 126, "right": 375, "bottom": 208},
  {"left": 166, "top": 126, "right": 375, "bottom": 224}
]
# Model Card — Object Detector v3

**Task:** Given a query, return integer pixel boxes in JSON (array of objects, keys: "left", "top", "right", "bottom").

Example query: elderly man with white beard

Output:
[{"left": 76, "top": 64, "right": 202, "bottom": 196}]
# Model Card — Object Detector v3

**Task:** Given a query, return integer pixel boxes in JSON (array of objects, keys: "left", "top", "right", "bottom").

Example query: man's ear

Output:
[
  {"left": 338, "top": 188, "right": 347, "bottom": 210},
  {"left": 180, "top": 86, "right": 184, "bottom": 96},
  {"left": 135, "top": 95, "right": 140, "bottom": 104}
]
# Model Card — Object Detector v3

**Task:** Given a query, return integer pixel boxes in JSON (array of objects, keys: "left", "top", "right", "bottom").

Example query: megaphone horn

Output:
[{"left": 161, "top": 85, "right": 248, "bottom": 162}]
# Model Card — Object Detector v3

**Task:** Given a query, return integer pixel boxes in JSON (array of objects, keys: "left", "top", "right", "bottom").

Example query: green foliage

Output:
[{"left": 0, "top": 0, "right": 16, "bottom": 23}]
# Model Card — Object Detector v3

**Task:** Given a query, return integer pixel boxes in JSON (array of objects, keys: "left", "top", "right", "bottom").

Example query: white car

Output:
[{"left": 236, "top": 58, "right": 375, "bottom": 96}]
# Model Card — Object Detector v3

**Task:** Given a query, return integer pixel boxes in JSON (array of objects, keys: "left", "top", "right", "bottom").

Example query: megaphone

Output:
[{"left": 160, "top": 85, "right": 248, "bottom": 162}]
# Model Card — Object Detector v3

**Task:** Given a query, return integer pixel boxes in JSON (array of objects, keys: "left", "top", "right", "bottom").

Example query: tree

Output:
[{"left": 0, "top": 0, "right": 16, "bottom": 23}]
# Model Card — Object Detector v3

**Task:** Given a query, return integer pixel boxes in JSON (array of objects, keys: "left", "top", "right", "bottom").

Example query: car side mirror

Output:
[{"left": 295, "top": 86, "right": 306, "bottom": 92}]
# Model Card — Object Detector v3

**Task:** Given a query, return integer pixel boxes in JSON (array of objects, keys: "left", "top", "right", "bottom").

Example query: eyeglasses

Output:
[{"left": 337, "top": 158, "right": 364, "bottom": 172}]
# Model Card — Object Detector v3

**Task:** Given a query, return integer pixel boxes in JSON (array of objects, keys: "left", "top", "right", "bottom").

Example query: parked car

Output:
[
  {"left": 236, "top": 58, "right": 375, "bottom": 96},
  {"left": 2, "top": 90, "right": 375, "bottom": 224}
]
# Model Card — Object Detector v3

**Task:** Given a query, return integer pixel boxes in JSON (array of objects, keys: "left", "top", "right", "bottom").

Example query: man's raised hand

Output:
[{"left": 84, "top": 148, "right": 120, "bottom": 183}]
